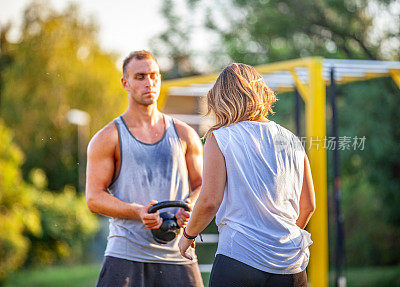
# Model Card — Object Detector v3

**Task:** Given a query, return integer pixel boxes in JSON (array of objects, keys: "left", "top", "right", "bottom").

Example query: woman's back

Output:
[
  {"left": 178, "top": 62, "right": 315, "bottom": 285},
  {"left": 213, "top": 120, "right": 312, "bottom": 274}
]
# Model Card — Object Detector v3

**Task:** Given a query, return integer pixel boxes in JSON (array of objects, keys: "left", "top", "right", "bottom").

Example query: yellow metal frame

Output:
[
  {"left": 159, "top": 57, "right": 400, "bottom": 287},
  {"left": 390, "top": 69, "right": 400, "bottom": 89},
  {"left": 256, "top": 57, "right": 329, "bottom": 286},
  {"left": 158, "top": 74, "right": 219, "bottom": 109}
]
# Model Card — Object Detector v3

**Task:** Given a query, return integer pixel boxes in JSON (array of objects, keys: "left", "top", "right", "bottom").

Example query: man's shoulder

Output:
[
  {"left": 88, "top": 120, "right": 119, "bottom": 153},
  {"left": 170, "top": 116, "right": 202, "bottom": 155},
  {"left": 171, "top": 117, "right": 199, "bottom": 141}
]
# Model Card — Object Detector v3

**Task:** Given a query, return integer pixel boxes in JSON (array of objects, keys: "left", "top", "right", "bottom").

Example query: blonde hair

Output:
[{"left": 205, "top": 63, "right": 277, "bottom": 138}]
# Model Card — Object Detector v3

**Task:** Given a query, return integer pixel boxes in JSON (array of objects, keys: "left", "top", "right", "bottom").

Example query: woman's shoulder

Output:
[
  {"left": 272, "top": 123, "right": 305, "bottom": 152},
  {"left": 213, "top": 120, "right": 276, "bottom": 138}
]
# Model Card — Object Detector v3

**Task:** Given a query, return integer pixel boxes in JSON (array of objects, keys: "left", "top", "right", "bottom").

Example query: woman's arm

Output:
[
  {"left": 179, "top": 134, "right": 226, "bottom": 259},
  {"left": 296, "top": 154, "right": 316, "bottom": 229}
]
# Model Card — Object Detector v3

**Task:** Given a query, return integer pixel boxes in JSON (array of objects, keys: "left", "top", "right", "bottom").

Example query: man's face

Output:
[{"left": 122, "top": 58, "right": 161, "bottom": 106}]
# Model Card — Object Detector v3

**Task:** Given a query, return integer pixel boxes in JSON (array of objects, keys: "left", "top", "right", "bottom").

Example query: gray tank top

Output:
[{"left": 105, "top": 115, "right": 196, "bottom": 264}]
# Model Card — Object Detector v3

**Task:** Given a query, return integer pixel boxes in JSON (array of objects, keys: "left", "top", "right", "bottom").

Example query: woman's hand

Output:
[{"left": 178, "top": 236, "right": 196, "bottom": 260}]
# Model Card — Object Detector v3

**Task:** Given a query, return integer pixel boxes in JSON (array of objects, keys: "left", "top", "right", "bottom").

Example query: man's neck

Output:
[{"left": 123, "top": 102, "right": 163, "bottom": 127}]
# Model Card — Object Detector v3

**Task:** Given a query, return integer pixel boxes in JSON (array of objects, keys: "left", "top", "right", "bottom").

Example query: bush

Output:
[
  {"left": 0, "top": 119, "right": 41, "bottom": 282},
  {"left": 26, "top": 186, "right": 99, "bottom": 266},
  {"left": 341, "top": 169, "right": 400, "bottom": 266},
  {"left": 0, "top": 119, "right": 99, "bottom": 282}
]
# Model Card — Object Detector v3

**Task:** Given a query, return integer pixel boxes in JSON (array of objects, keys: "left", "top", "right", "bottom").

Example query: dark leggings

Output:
[{"left": 209, "top": 254, "right": 307, "bottom": 287}]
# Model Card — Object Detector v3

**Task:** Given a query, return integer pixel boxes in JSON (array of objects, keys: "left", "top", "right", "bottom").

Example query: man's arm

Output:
[
  {"left": 173, "top": 119, "right": 203, "bottom": 227},
  {"left": 85, "top": 122, "right": 162, "bottom": 229}
]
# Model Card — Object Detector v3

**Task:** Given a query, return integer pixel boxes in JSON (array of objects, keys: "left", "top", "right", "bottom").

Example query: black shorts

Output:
[
  {"left": 209, "top": 254, "right": 307, "bottom": 287},
  {"left": 96, "top": 256, "right": 204, "bottom": 287}
]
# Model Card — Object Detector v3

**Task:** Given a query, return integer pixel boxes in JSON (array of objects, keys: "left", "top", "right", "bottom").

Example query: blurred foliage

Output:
[
  {"left": 0, "top": 119, "right": 99, "bottom": 283},
  {"left": 337, "top": 78, "right": 400, "bottom": 265},
  {"left": 188, "top": 0, "right": 399, "bottom": 66},
  {"left": 150, "top": 0, "right": 200, "bottom": 78},
  {"left": 341, "top": 172, "right": 400, "bottom": 266},
  {"left": 0, "top": 119, "right": 40, "bottom": 282},
  {"left": 0, "top": 1, "right": 125, "bottom": 191},
  {"left": 338, "top": 79, "right": 400, "bottom": 224},
  {"left": 26, "top": 185, "right": 99, "bottom": 266}
]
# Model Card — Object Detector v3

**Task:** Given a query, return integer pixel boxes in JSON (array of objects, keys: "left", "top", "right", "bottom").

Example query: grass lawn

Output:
[
  {"left": 340, "top": 265, "right": 400, "bottom": 287},
  {"left": 4, "top": 264, "right": 212, "bottom": 287},
  {"left": 4, "top": 264, "right": 100, "bottom": 287},
  {"left": 4, "top": 264, "right": 400, "bottom": 287}
]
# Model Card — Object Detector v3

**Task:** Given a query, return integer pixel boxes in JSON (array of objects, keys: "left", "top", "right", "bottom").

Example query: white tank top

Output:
[{"left": 213, "top": 120, "right": 312, "bottom": 274}]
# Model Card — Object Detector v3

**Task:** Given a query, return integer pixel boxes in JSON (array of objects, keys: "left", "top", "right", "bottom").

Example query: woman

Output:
[{"left": 178, "top": 63, "right": 316, "bottom": 287}]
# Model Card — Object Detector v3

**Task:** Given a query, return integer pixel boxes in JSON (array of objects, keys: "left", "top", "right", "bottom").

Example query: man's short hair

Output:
[{"left": 122, "top": 50, "right": 158, "bottom": 77}]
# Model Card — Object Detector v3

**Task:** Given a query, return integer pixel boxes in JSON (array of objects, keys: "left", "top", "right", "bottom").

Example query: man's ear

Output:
[{"left": 121, "top": 77, "right": 127, "bottom": 90}]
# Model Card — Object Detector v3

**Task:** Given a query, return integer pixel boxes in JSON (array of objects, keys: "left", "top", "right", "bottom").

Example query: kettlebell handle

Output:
[{"left": 148, "top": 200, "right": 191, "bottom": 214}]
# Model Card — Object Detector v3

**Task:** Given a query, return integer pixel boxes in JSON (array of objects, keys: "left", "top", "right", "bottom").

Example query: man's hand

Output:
[
  {"left": 140, "top": 200, "right": 162, "bottom": 229},
  {"left": 175, "top": 198, "right": 192, "bottom": 228}
]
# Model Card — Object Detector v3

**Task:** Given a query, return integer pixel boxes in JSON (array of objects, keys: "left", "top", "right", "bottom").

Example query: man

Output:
[{"left": 86, "top": 50, "right": 204, "bottom": 287}]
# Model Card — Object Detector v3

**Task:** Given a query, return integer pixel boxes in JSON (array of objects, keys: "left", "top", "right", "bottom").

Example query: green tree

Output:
[
  {"left": 0, "top": 119, "right": 99, "bottom": 282},
  {"left": 150, "top": 0, "right": 200, "bottom": 78},
  {"left": 0, "top": 24, "right": 14, "bottom": 109},
  {"left": 338, "top": 79, "right": 400, "bottom": 218},
  {"left": 0, "top": 1, "right": 125, "bottom": 191},
  {"left": 0, "top": 119, "right": 41, "bottom": 282},
  {"left": 156, "top": 0, "right": 399, "bottom": 69},
  {"left": 195, "top": 0, "right": 399, "bottom": 65},
  {"left": 26, "top": 183, "right": 99, "bottom": 266}
]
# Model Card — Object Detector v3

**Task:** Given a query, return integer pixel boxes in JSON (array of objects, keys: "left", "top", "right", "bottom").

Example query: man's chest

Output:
[{"left": 128, "top": 125, "right": 165, "bottom": 144}]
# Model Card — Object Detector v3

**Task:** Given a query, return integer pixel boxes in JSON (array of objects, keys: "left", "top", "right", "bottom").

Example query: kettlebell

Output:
[{"left": 148, "top": 200, "right": 191, "bottom": 244}]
